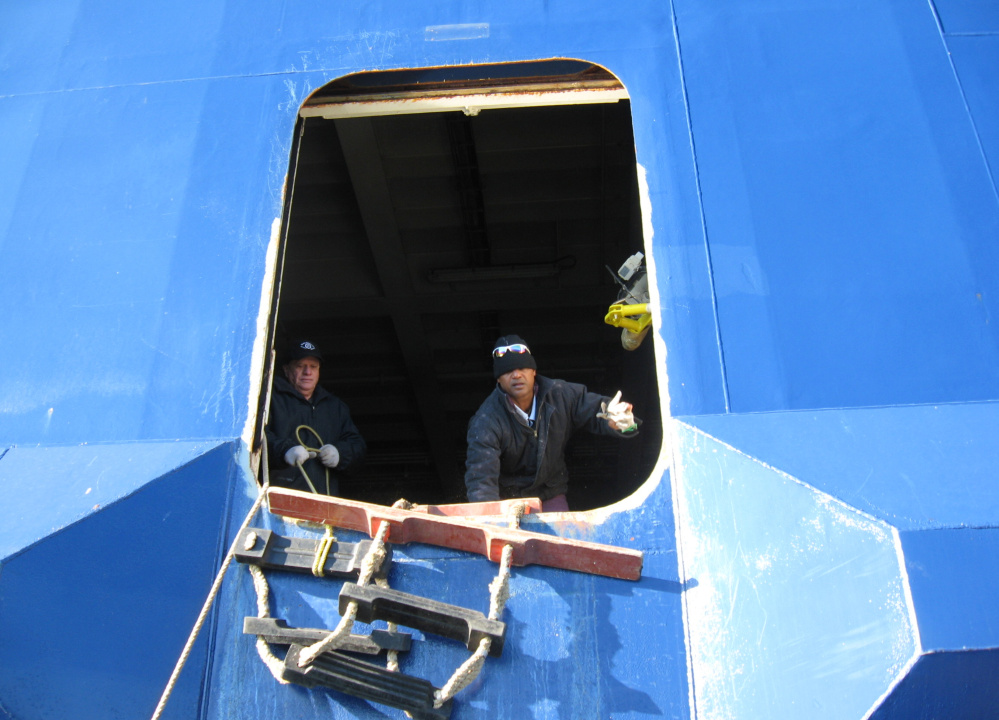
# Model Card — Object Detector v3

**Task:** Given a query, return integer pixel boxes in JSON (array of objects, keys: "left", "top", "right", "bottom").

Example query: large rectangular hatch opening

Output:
[{"left": 266, "top": 60, "right": 663, "bottom": 510}]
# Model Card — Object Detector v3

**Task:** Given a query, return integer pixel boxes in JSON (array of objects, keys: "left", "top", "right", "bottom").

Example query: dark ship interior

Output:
[{"left": 266, "top": 61, "right": 663, "bottom": 509}]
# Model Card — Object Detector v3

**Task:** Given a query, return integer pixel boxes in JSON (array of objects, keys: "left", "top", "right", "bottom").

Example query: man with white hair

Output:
[{"left": 265, "top": 339, "right": 366, "bottom": 495}]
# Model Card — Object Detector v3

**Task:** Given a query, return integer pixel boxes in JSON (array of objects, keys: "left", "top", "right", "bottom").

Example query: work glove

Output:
[
  {"left": 318, "top": 444, "right": 340, "bottom": 468},
  {"left": 284, "top": 445, "right": 315, "bottom": 466},
  {"left": 597, "top": 391, "right": 637, "bottom": 432}
]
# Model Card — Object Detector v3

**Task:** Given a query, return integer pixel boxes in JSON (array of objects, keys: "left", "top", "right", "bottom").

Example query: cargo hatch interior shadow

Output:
[{"left": 265, "top": 60, "right": 662, "bottom": 510}]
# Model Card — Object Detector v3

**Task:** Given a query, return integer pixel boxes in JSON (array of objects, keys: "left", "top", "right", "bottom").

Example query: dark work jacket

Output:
[
  {"left": 463, "top": 375, "right": 636, "bottom": 503},
  {"left": 265, "top": 375, "right": 366, "bottom": 495}
]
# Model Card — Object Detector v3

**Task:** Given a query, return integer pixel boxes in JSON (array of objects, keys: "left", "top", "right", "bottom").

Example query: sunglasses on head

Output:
[{"left": 493, "top": 343, "right": 531, "bottom": 358}]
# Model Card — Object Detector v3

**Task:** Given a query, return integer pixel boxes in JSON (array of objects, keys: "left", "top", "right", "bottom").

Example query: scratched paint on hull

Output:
[{"left": 671, "top": 422, "right": 917, "bottom": 720}]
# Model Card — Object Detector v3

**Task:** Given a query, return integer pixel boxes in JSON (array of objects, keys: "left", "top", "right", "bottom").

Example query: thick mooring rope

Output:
[
  {"left": 434, "top": 543, "right": 514, "bottom": 707},
  {"left": 249, "top": 564, "right": 290, "bottom": 683},
  {"left": 432, "top": 502, "right": 522, "bottom": 708},
  {"left": 375, "top": 576, "right": 402, "bottom": 673}
]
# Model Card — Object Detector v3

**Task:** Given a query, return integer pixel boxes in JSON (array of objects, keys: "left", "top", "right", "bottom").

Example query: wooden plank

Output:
[{"left": 267, "top": 488, "right": 642, "bottom": 581}]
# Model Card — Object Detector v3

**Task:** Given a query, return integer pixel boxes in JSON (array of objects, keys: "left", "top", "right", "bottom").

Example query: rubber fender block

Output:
[
  {"left": 234, "top": 527, "right": 391, "bottom": 580},
  {"left": 282, "top": 644, "right": 452, "bottom": 720},
  {"left": 243, "top": 616, "right": 412, "bottom": 655}
]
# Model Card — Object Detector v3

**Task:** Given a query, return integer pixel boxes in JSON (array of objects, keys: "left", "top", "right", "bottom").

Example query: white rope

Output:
[
  {"left": 150, "top": 475, "right": 269, "bottom": 720},
  {"left": 436, "top": 637, "right": 492, "bottom": 704},
  {"left": 507, "top": 501, "right": 527, "bottom": 529},
  {"left": 432, "top": 503, "right": 522, "bottom": 706},
  {"left": 487, "top": 546, "right": 514, "bottom": 621},
  {"left": 372, "top": 575, "right": 402, "bottom": 673},
  {"left": 249, "top": 564, "right": 290, "bottom": 683},
  {"left": 297, "top": 518, "right": 391, "bottom": 667},
  {"left": 433, "top": 543, "right": 514, "bottom": 707}
]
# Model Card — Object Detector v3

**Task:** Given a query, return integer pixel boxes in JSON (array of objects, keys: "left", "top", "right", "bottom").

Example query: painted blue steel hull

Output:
[{"left": 2, "top": 1, "right": 998, "bottom": 719}]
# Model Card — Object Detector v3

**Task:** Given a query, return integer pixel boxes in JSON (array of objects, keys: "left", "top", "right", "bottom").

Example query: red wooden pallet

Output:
[{"left": 267, "top": 488, "right": 642, "bottom": 581}]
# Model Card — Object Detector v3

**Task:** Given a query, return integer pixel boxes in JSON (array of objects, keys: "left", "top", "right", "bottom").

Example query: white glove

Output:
[
  {"left": 597, "top": 391, "right": 637, "bottom": 432},
  {"left": 284, "top": 445, "right": 315, "bottom": 466},
  {"left": 318, "top": 444, "right": 340, "bottom": 468}
]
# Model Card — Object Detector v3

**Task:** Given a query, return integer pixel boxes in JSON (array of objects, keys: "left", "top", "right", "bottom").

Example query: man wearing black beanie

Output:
[{"left": 463, "top": 335, "right": 638, "bottom": 511}]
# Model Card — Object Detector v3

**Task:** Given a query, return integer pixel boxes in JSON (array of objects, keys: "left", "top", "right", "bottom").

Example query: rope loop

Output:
[
  {"left": 249, "top": 564, "right": 290, "bottom": 683},
  {"left": 293, "top": 424, "right": 330, "bottom": 495},
  {"left": 311, "top": 526, "right": 335, "bottom": 577}
]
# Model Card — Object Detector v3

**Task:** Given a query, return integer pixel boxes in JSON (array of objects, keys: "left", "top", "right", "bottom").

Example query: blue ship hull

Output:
[{"left": 2, "top": 1, "right": 998, "bottom": 719}]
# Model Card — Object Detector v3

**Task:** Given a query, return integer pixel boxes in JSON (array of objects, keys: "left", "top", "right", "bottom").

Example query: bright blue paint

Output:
[
  {"left": 933, "top": 0, "right": 999, "bottom": 34},
  {"left": 0, "top": 440, "right": 223, "bottom": 560},
  {"left": 0, "top": 75, "right": 291, "bottom": 444},
  {"left": 3, "top": 0, "right": 998, "bottom": 717},
  {"left": 900, "top": 528, "right": 999, "bottom": 652},
  {"left": 679, "top": 402, "right": 999, "bottom": 530},
  {"left": 675, "top": 0, "right": 999, "bottom": 412},
  {"left": 640, "top": 37, "right": 732, "bottom": 416},
  {"left": 672, "top": 422, "right": 917, "bottom": 720},
  {"left": 948, "top": 36, "right": 999, "bottom": 194},
  {"left": 0, "top": 443, "right": 237, "bottom": 720}
]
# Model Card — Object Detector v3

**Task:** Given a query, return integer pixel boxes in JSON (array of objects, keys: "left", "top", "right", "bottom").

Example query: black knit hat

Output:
[
  {"left": 492, "top": 335, "right": 537, "bottom": 379},
  {"left": 286, "top": 338, "right": 323, "bottom": 364}
]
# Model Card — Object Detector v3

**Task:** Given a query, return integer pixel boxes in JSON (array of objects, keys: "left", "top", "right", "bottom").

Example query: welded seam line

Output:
[
  {"left": 926, "top": 0, "right": 999, "bottom": 206},
  {"left": 668, "top": 0, "right": 731, "bottom": 413}
]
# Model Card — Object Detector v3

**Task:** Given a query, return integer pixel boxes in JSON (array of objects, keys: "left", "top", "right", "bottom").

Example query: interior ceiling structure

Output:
[{"left": 273, "top": 61, "right": 662, "bottom": 509}]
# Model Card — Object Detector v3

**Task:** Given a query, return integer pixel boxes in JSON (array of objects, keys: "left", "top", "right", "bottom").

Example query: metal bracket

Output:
[
  {"left": 341, "top": 582, "right": 506, "bottom": 656},
  {"left": 267, "top": 488, "right": 643, "bottom": 580},
  {"left": 282, "top": 644, "right": 453, "bottom": 720},
  {"left": 234, "top": 527, "right": 391, "bottom": 580},
  {"left": 243, "top": 616, "right": 412, "bottom": 655}
]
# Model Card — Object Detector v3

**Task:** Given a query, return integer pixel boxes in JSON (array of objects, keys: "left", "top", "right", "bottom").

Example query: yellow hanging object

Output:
[{"left": 604, "top": 302, "right": 651, "bottom": 334}]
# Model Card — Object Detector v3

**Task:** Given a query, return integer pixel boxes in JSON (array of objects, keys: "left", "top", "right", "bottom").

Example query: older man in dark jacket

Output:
[
  {"left": 265, "top": 339, "right": 366, "bottom": 495},
  {"left": 464, "top": 335, "right": 638, "bottom": 511}
]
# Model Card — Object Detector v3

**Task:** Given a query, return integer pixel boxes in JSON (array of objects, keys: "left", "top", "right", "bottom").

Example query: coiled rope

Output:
[{"left": 294, "top": 424, "right": 329, "bottom": 495}]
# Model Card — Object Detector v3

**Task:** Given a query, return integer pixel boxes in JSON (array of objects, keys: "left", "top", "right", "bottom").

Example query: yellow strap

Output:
[{"left": 311, "top": 525, "right": 335, "bottom": 577}]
